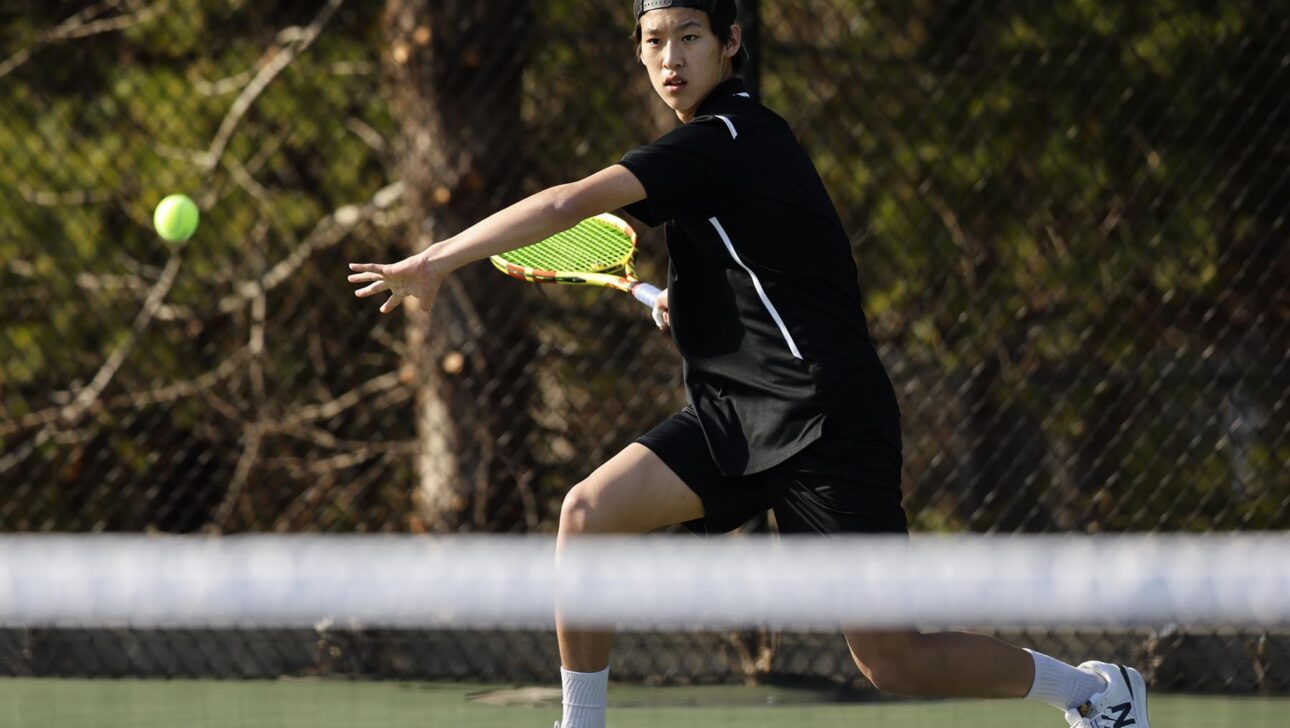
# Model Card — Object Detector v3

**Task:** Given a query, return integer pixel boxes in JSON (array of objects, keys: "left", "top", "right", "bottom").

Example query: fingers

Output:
[
  {"left": 355, "top": 280, "right": 389, "bottom": 298},
  {"left": 349, "top": 263, "right": 403, "bottom": 312},
  {"left": 380, "top": 294, "right": 404, "bottom": 314},
  {"left": 349, "top": 265, "right": 387, "bottom": 298}
]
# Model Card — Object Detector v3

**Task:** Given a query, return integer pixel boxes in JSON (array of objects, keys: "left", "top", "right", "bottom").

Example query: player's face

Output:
[{"left": 639, "top": 9, "right": 739, "bottom": 122}]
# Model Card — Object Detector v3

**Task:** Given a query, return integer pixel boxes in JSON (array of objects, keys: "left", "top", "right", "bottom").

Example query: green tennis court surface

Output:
[{"left": 2, "top": 678, "right": 1284, "bottom": 728}]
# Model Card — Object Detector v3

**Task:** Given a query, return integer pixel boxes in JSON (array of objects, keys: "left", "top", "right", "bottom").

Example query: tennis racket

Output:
[{"left": 489, "top": 213, "right": 662, "bottom": 308}]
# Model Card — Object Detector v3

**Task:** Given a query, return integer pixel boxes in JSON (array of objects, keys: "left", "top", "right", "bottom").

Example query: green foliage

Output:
[
  {"left": 2, "top": 0, "right": 1283, "bottom": 532},
  {"left": 755, "top": 0, "right": 1286, "bottom": 530},
  {"left": 1, "top": 1, "right": 401, "bottom": 531}
]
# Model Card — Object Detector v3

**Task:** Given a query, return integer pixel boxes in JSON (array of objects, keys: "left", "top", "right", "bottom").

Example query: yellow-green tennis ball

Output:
[{"left": 153, "top": 194, "right": 199, "bottom": 243}]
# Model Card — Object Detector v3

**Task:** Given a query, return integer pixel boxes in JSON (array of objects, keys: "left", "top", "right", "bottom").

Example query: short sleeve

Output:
[{"left": 618, "top": 118, "right": 733, "bottom": 227}]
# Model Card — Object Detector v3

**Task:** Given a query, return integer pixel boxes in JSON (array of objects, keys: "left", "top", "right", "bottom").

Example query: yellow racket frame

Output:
[{"left": 489, "top": 213, "right": 661, "bottom": 307}]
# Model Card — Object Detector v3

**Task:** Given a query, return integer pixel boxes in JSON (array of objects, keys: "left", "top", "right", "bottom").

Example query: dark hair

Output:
[{"left": 632, "top": 12, "right": 745, "bottom": 74}]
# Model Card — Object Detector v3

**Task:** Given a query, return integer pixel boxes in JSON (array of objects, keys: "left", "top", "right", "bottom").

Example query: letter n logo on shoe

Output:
[{"left": 1102, "top": 702, "right": 1135, "bottom": 728}]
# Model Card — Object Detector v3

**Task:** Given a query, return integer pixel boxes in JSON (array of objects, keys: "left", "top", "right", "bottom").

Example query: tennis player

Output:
[{"left": 349, "top": 3, "right": 1149, "bottom": 727}]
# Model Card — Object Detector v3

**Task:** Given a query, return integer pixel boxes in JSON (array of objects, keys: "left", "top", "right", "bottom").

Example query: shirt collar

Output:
[{"left": 695, "top": 77, "right": 750, "bottom": 116}]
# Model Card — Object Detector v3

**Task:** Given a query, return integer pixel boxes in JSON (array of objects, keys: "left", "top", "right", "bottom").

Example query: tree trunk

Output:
[{"left": 382, "top": 0, "right": 538, "bottom": 532}]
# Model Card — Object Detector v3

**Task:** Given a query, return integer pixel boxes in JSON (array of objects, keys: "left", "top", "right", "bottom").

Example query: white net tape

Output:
[{"left": 2, "top": 534, "right": 1286, "bottom": 630}]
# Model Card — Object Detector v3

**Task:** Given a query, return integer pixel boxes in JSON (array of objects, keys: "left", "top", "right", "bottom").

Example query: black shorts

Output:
[{"left": 635, "top": 407, "right": 908, "bottom": 535}]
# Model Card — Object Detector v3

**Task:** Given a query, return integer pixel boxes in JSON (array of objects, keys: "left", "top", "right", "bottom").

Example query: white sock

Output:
[
  {"left": 1024, "top": 650, "right": 1107, "bottom": 710},
  {"left": 560, "top": 666, "right": 608, "bottom": 728}
]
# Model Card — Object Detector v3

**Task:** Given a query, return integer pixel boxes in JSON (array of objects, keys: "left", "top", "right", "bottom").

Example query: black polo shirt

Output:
[{"left": 618, "top": 77, "right": 899, "bottom": 476}]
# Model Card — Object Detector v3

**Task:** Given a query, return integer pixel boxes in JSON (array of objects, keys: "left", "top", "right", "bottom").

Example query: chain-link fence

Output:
[
  {"left": 6, "top": 627, "right": 1285, "bottom": 696},
  {"left": 2, "top": 0, "right": 1287, "bottom": 693}
]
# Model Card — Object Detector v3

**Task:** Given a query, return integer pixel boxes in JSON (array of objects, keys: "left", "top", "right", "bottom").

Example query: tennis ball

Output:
[{"left": 153, "top": 194, "right": 199, "bottom": 243}]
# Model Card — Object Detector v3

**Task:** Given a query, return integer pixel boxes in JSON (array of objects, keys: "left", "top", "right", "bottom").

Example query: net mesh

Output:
[
  {"left": 1, "top": 535, "right": 1287, "bottom": 726},
  {"left": 8, "top": 534, "right": 1287, "bottom": 630},
  {"left": 496, "top": 218, "right": 634, "bottom": 273}
]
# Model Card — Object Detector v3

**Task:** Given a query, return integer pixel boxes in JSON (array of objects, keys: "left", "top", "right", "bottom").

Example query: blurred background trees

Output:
[{"left": 1, "top": 0, "right": 1285, "bottom": 533}]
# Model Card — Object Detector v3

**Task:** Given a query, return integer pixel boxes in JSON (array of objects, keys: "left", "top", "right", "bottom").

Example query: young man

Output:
[{"left": 349, "top": 2, "right": 1150, "bottom": 727}]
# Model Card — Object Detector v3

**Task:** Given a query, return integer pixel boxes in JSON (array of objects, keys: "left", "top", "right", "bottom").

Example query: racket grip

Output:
[{"left": 631, "top": 283, "right": 663, "bottom": 309}]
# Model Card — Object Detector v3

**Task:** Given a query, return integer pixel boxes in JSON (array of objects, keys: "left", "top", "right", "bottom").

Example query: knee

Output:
[{"left": 559, "top": 481, "right": 604, "bottom": 536}]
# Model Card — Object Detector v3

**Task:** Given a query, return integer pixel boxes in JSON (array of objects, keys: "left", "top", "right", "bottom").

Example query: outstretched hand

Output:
[{"left": 348, "top": 253, "right": 443, "bottom": 314}]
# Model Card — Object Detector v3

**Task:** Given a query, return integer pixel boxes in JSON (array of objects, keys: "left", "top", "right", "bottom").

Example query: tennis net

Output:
[{"left": 2, "top": 534, "right": 1287, "bottom": 727}]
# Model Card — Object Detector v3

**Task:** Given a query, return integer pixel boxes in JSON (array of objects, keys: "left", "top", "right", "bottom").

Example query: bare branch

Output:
[
  {"left": 224, "top": 153, "right": 275, "bottom": 208},
  {"left": 262, "top": 441, "right": 418, "bottom": 477},
  {"left": 0, "top": 348, "right": 251, "bottom": 438},
  {"left": 326, "top": 61, "right": 376, "bottom": 77},
  {"left": 243, "top": 130, "right": 291, "bottom": 177},
  {"left": 59, "top": 252, "right": 184, "bottom": 425},
  {"left": 18, "top": 186, "right": 113, "bottom": 206},
  {"left": 217, "top": 181, "right": 405, "bottom": 313},
  {"left": 190, "top": 67, "right": 257, "bottom": 97},
  {"left": 346, "top": 117, "right": 387, "bottom": 153},
  {"left": 246, "top": 220, "right": 272, "bottom": 404},
  {"left": 48, "top": 1, "right": 164, "bottom": 41},
  {"left": 0, "top": 0, "right": 161, "bottom": 80},
  {"left": 201, "top": 0, "right": 347, "bottom": 174},
  {"left": 75, "top": 272, "right": 149, "bottom": 295},
  {"left": 5, "top": 260, "right": 36, "bottom": 277},
  {"left": 70, "top": 271, "right": 197, "bottom": 320},
  {"left": 213, "top": 423, "right": 264, "bottom": 530},
  {"left": 0, "top": 48, "right": 37, "bottom": 80},
  {"left": 273, "top": 423, "right": 415, "bottom": 454},
  {"left": 273, "top": 371, "right": 406, "bottom": 430},
  {"left": 0, "top": 427, "right": 50, "bottom": 477}
]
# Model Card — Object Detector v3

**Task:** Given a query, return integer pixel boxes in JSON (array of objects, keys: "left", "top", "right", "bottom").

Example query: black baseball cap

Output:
[{"left": 634, "top": 0, "right": 738, "bottom": 27}]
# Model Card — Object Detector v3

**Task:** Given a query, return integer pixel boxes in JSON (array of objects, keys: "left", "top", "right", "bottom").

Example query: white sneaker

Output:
[{"left": 1063, "top": 661, "right": 1150, "bottom": 728}]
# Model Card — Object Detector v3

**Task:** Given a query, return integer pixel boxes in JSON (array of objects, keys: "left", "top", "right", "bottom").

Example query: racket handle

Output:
[{"left": 631, "top": 282, "right": 663, "bottom": 309}]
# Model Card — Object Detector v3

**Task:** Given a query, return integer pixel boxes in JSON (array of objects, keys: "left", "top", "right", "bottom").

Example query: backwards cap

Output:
[{"left": 634, "top": 0, "right": 738, "bottom": 27}]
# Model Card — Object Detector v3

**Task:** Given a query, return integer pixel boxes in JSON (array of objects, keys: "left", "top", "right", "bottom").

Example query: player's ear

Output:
[{"left": 724, "top": 23, "right": 742, "bottom": 61}]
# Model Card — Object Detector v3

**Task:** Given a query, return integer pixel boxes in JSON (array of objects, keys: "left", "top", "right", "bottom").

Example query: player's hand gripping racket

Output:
[{"left": 489, "top": 213, "right": 662, "bottom": 309}]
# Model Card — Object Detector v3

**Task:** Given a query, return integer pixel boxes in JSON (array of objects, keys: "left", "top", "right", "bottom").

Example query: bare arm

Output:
[
  {"left": 427, "top": 165, "right": 646, "bottom": 271},
  {"left": 348, "top": 165, "right": 646, "bottom": 313}
]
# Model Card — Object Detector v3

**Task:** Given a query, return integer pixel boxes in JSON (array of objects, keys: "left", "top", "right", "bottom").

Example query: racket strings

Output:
[{"left": 499, "top": 219, "right": 633, "bottom": 273}]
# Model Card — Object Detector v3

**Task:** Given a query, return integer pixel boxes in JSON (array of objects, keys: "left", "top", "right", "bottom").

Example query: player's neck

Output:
[{"left": 675, "top": 68, "right": 736, "bottom": 124}]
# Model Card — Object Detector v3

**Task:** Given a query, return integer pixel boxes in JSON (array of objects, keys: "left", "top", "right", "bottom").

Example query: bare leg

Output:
[
  {"left": 556, "top": 443, "right": 705, "bottom": 671},
  {"left": 843, "top": 629, "right": 1035, "bottom": 698}
]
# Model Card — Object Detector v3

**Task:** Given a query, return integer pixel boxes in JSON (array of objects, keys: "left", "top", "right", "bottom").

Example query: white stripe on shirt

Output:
[
  {"left": 714, "top": 115, "right": 738, "bottom": 139},
  {"left": 707, "top": 217, "right": 804, "bottom": 360}
]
